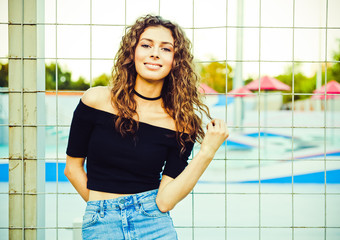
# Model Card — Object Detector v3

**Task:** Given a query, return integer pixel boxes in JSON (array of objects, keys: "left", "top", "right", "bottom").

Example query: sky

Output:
[{"left": 0, "top": 0, "right": 340, "bottom": 82}]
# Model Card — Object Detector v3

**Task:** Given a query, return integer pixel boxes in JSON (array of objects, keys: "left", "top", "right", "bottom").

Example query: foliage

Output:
[
  {"left": 257, "top": 40, "right": 339, "bottom": 104},
  {"left": 198, "top": 61, "right": 233, "bottom": 93},
  {"left": 45, "top": 63, "right": 90, "bottom": 90},
  {"left": 0, "top": 62, "right": 8, "bottom": 87},
  {"left": 0, "top": 62, "right": 110, "bottom": 90},
  {"left": 92, "top": 73, "right": 111, "bottom": 87},
  {"left": 275, "top": 61, "right": 339, "bottom": 104},
  {"left": 331, "top": 39, "right": 340, "bottom": 81},
  {"left": 275, "top": 66, "right": 315, "bottom": 103}
]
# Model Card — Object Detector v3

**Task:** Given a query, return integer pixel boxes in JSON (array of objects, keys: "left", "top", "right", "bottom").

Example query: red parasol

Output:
[
  {"left": 245, "top": 76, "right": 291, "bottom": 91},
  {"left": 244, "top": 76, "right": 290, "bottom": 128},
  {"left": 312, "top": 80, "right": 340, "bottom": 99},
  {"left": 199, "top": 83, "right": 218, "bottom": 94},
  {"left": 229, "top": 87, "right": 254, "bottom": 97},
  {"left": 313, "top": 80, "right": 340, "bottom": 94}
]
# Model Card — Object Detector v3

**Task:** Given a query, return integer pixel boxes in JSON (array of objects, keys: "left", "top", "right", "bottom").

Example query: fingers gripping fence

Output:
[{"left": 1, "top": 0, "right": 340, "bottom": 239}]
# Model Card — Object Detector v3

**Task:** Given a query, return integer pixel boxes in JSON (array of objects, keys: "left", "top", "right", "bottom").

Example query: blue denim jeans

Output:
[{"left": 82, "top": 189, "right": 178, "bottom": 240}]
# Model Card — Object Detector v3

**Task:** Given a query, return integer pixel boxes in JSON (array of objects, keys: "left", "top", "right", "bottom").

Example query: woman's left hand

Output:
[
  {"left": 156, "top": 119, "right": 229, "bottom": 212},
  {"left": 200, "top": 119, "right": 229, "bottom": 158}
]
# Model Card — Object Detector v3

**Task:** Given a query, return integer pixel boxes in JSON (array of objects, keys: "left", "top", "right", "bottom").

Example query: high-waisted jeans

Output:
[{"left": 82, "top": 189, "right": 178, "bottom": 240}]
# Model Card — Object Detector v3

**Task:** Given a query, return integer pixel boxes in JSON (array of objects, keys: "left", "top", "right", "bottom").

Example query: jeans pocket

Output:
[
  {"left": 82, "top": 210, "right": 99, "bottom": 229},
  {"left": 140, "top": 200, "right": 168, "bottom": 218}
]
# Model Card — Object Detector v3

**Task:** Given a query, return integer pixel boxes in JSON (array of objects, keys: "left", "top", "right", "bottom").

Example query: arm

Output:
[
  {"left": 64, "top": 87, "right": 107, "bottom": 201},
  {"left": 64, "top": 155, "right": 89, "bottom": 202},
  {"left": 156, "top": 119, "right": 229, "bottom": 212}
]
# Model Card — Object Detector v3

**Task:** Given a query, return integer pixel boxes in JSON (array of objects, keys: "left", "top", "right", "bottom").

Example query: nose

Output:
[{"left": 150, "top": 47, "right": 160, "bottom": 59}]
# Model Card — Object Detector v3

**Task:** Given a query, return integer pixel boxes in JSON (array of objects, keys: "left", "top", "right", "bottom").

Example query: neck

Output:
[
  {"left": 133, "top": 77, "right": 164, "bottom": 102},
  {"left": 133, "top": 89, "right": 162, "bottom": 101}
]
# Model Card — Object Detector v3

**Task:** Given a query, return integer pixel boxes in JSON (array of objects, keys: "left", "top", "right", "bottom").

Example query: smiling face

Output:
[{"left": 134, "top": 26, "right": 175, "bottom": 84}]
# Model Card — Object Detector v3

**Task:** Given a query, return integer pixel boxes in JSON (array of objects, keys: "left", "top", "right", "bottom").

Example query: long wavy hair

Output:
[{"left": 111, "top": 14, "right": 211, "bottom": 154}]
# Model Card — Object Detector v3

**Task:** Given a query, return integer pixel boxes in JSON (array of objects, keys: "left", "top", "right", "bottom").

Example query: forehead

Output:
[{"left": 139, "top": 26, "right": 174, "bottom": 44}]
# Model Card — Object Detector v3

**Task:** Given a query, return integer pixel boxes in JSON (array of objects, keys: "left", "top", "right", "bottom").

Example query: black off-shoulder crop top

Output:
[{"left": 66, "top": 100, "right": 195, "bottom": 194}]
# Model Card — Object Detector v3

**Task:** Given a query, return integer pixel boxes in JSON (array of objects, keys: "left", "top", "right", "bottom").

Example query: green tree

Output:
[
  {"left": 92, "top": 73, "right": 111, "bottom": 87},
  {"left": 45, "top": 63, "right": 72, "bottom": 90},
  {"left": 275, "top": 66, "right": 315, "bottom": 103},
  {"left": 45, "top": 63, "right": 89, "bottom": 90},
  {"left": 330, "top": 39, "right": 340, "bottom": 81},
  {"left": 72, "top": 77, "right": 90, "bottom": 90},
  {"left": 0, "top": 62, "right": 8, "bottom": 88},
  {"left": 199, "top": 61, "right": 233, "bottom": 93},
  {"left": 275, "top": 39, "right": 340, "bottom": 104}
]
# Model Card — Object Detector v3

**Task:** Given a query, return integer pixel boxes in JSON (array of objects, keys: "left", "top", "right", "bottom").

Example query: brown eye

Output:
[
  {"left": 141, "top": 44, "right": 150, "bottom": 48},
  {"left": 162, "top": 48, "right": 171, "bottom": 52}
]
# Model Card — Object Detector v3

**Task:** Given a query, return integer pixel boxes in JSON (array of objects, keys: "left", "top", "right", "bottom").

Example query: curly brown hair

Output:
[{"left": 110, "top": 14, "right": 211, "bottom": 154}]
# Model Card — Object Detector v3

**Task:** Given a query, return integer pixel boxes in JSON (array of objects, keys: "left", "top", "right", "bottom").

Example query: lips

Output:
[{"left": 144, "top": 62, "right": 162, "bottom": 70}]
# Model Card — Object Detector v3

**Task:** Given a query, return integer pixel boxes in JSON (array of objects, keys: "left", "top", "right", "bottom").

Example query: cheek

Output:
[
  {"left": 134, "top": 50, "right": 143, "bottom": 73},
  {"left": 165, "top": 54, "right": 175, "bottom": 69},
  {"left": 134, "top": 52, "right": 140, "bottom": 62},
  {"left": 134, "top": 48, "right": 144, "bottom": 63}
]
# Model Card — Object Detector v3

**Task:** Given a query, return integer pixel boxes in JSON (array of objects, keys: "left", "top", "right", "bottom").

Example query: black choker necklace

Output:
[{"left": 133, "top": 89, "right": 162, "bottom": 101}]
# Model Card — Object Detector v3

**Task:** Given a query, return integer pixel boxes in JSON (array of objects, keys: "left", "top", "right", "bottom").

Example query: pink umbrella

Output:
[
  {"left": 245, "top": 76, "right": 290, "bottom": 129},
  {"left": 245, "top": 76, "right": 291, "bottom": 91},
  {"left": 229, "top": 87, "right": 254, "bottom": 97},
  {"left": 199, "top": 83, "right": 218, "bottom": 94},
  {"left": 312, "top": 80, "right": 340, "bottom": 130},
  {"left": 313, "top": 80, "right": 340, "bottom": 97}
]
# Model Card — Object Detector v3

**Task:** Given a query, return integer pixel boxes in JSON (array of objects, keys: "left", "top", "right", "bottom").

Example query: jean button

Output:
[{"left": 119, "top": 199, "right": 125, "bottom": 204}]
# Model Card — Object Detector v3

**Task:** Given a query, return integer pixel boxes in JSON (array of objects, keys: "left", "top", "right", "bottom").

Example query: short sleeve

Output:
[
  {"left": 162, "top": 140, "right": 195, "bottom": 178},
  {"left": 66, "top": 100, "right": 95, "bottom": 158}
]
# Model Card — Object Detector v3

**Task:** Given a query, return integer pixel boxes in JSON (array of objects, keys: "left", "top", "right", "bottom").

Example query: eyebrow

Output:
[{"left": 140, "top": 38, "right": 174, "bottom": 47}]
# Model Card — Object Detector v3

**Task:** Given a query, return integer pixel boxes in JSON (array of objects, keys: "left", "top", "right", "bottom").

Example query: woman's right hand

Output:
[{"left": 200, "top": 119, "right": 229, "bottom": 159}]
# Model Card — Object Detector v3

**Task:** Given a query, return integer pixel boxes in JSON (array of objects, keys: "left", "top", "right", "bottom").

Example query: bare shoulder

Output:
[{"left": 81, "top": 86, "right": 111, "bottom": 109}]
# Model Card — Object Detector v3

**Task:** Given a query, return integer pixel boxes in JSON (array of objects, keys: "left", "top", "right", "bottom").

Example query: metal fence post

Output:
[{"left": 8, "top": 0, "right": 45, "bottom": 239}]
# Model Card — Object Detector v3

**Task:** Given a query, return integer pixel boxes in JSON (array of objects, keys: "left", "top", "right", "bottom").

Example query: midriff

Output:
[{"left": 88, "top": 190, "right": 132, "bottom": 201}]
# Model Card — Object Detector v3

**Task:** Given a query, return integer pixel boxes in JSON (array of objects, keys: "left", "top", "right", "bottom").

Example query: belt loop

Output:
[
  {"left": 99, "top": 200, "right": 105, "bottom": 218},
  {"left": 133, "top": 195, "right": 139, "bottom": 211}
]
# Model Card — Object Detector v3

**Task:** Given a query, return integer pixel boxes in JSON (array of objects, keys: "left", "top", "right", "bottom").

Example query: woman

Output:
[{"left": 65, "top": 15, "right": 228, "bottom": 240}]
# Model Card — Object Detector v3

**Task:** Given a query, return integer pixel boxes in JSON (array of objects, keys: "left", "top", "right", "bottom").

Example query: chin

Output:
[{"left": 140, "top": 74, "right": 167, "bottom": 82}]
